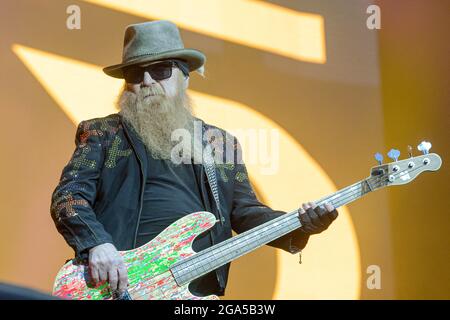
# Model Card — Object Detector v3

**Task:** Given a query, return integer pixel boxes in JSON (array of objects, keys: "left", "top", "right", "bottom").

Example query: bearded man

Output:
[{"left": 50, "top": 20, "right": 338, "bottom": 299}]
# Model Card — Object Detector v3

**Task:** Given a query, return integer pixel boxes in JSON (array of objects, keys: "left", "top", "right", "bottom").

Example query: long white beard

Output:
[{"left": 117, "top": 81, "right": 197, "bottom": 161}]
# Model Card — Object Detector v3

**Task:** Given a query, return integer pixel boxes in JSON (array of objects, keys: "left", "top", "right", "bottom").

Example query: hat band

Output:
[{"left": 124, "top": 49, "right": 183, "bottom": 63}]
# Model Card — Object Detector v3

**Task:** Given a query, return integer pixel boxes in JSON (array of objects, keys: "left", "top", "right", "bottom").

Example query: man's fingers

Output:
[
  {"left": 90, "top": 267, "right": 99, "bottom": 284},
  {"left": 306, "top": 202, "right": 324, "bottom": 229},
  {"left": 298, "top": 201, "right": 339, "bottom": 235},
  {"left": 330, "top": 209, "right": 338, "bottom": 220},
  {"left": 315, "top": 205, "right": 332, "bottom": 226},
  {"left": 299, "top": 203, "right": 316, "bottom": 233},
  {"left": 324, "top": 203, "right": 339, "bottom": 220},
  {"left": 299, "top": 205, "right": 311, "bottom": 228},
  {"left": 98, "top": 268, "right": 108, "bottom": 282},
  {"left": 117, "top": 265, "right": 129, "bottom": 292},
  {"left": 324, "top": 203, "right": 335, "bottom": 212},
  {"left": 108, "top": 267, "right": 119, "bottom": 291}
]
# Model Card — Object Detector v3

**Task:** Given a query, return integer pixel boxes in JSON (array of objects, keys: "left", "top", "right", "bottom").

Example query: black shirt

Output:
[
  {"left": 136, "top": 154, "right": 220, "bottom": 296},
  {"left": 136, "top": 156, "right": 205, "bottom": 247}
]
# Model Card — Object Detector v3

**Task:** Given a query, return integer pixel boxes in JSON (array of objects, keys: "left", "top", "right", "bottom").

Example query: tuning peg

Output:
[
  {"left": 374, "top": 152, "right": 383, "bottom": 165},
  {"left": 387, "top": 149, "right": 400, "bottom": 162},
  {"left": 417, "top": 141, "right": 432, "bottom": 155}
]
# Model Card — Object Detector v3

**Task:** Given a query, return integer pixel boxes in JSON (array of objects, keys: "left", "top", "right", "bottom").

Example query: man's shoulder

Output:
[{"left": 78, "top": 113, "right": 122, "bottom": 135}]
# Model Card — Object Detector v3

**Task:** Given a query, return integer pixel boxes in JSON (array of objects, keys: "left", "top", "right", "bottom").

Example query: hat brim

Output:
[{"left": 103, "top": 48, "right": 206, "bottom": 78}]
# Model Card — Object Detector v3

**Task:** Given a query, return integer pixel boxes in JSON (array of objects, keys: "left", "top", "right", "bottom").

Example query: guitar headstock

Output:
[{"left": 367, "top": 141, "right": 442, "bottom": 190}]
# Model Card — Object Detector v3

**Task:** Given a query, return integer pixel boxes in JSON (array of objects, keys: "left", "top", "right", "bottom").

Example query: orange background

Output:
[{"left": 0, "top": 0, "right": 448, "bottom": 299}]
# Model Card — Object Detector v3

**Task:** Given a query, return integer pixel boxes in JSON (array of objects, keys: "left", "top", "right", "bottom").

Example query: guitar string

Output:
[{"left": 122, "top": 162, "right": 430, "bottom": 299}]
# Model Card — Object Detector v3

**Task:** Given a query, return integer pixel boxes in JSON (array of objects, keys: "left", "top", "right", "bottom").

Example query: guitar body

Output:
[{"left": 52, "top": 211, "right": 220, "bottom": 300}]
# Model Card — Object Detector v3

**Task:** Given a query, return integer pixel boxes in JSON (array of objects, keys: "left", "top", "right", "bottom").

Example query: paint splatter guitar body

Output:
[{"left": 53, "top": 211, "right": 219, "bottom": 300}]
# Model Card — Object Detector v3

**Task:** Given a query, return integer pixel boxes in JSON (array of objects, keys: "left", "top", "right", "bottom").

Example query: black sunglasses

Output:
[{"left": 123, "top": 60, "right": 177, "bottom": 84}]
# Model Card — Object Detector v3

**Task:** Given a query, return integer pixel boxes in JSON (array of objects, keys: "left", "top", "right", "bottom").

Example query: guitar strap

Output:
[{"left": 202, "top": 134, "right": 226, "bottom": 226}]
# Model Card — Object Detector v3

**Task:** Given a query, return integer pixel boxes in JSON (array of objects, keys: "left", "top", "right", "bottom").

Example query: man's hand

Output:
[
  {"left": 298, "top": 202, "right": 338, "bottom": 235},
  {"left": 88, "top": 243, "right": 128, "bottom": 293}
]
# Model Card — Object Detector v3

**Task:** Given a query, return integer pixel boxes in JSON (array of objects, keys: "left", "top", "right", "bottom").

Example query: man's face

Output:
[
  {"left": 125, "top": 61, "right": 189, "bottom": 98},
  {"left": 117, "top": 60, "right": 195, "bottom": 160}
]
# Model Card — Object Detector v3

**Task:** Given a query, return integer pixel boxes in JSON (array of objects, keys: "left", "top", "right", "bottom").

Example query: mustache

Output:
[{"left": 137, "top": 85, "right": 165, "bottom": 100}]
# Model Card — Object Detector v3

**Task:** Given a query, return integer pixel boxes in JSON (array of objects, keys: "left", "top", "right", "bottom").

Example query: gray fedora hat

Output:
[{"left": 103, "top": 20, "right": 206, "bottom": 78}]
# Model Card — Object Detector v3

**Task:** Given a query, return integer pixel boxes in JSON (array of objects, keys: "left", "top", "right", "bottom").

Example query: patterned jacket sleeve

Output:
[
  {"left": 50, "top": 121, "right": 113, "bottom": 258},
  {"left": 230, "top": 138, "right": 309, "bottom": 254}
]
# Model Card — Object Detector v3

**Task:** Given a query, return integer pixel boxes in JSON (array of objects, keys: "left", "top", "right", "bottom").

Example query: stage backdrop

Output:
[{"left": 0, "top": 0, "right": 448, "bottom": 299}]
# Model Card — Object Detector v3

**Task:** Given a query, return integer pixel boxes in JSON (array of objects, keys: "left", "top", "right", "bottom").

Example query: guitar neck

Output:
[{"left": 172, "top": 177, "right": 378, "bottom": 286}]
